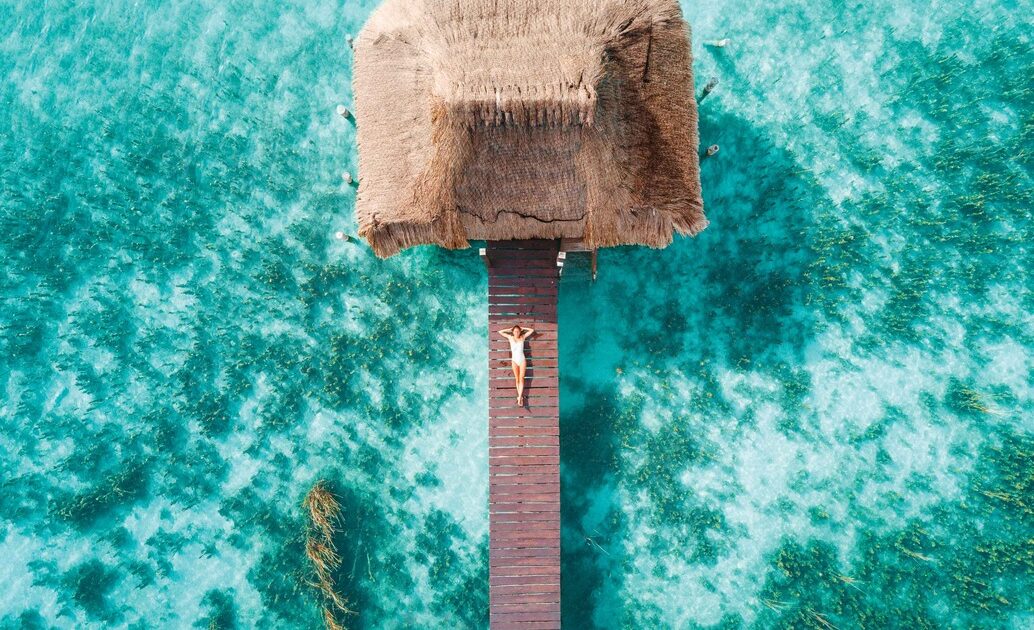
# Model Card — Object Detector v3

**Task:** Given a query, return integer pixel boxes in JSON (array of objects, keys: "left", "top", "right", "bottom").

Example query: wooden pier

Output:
[{"left": 486, "top": 240, "right": 561, "bottom": 629}]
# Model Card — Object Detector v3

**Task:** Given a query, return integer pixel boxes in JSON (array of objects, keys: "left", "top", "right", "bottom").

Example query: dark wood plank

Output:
[
  {"left": 490, "top": 621, "right": 561, "bottom": 630},
  {"left": 488, "top": 316, "right": 558, "bottom": 323},
  {"left": 489, "top": 305, "right": 557, "bottom": 313},
  {"left": 490, "top": 487, "right": 562, "bottom": 498},
  {"left": 491, "top": 515, "right": 560, "bottom": 526},
  {"left": 489, "top": 522, "right": 560, "bottom": 534},
  {"left": 488, "top": 288, "right": 558, "bottom": 296},
  {"left": 491, "top": 544, "right": 560, "bottom": 555},
  {"left": 490, "top": 485, "right": 561, "bottom": 494},
  {"left": 489, "top": 436, "right": 559, "bottom": 447},
  {"left": 489, "top": 554, "right": 561, "bottom": 567},
  {"left": 490, "top": 582, "right": 561, "bottom": 593},
  {"left": 490, "top": 471, "right": 562, "bottom": 482},
  {"left": 489, "top": 312, "right": 558, "bottom": 320},
  {"left": 491, "top": 598, "right": 561, "bottom": 610},
  {"left": 489, "top": 434, "right": 559, "bottom": 443},
  {"left": 489, "top": 426, "right": 560, "bottom": 437},
  {"left": 487, "top": 564, "right": 560, "bottom": 576},
  {"left": 489, "top": 493, "right": 561, "bottom": 502},
  {"left": 490, "top": 599, "right": 561, "bottom": 610},
  {"left": 491, "top": 535, "right": 561, "bottom": 546},
  {"left": 490, "top": 591, "right": 561, "bottom": 604},
  {"left": 490, "top": 571, "right": 560, "bottom": 584},
  {"left": 489, "top": 412, "right": 561, "bottom": 422},
  {"left": 490, "top": 611, "right": 562, "bottom": 622},
  {"left": 490, "top": 601, "right": 561, "bottom": 613},
  {"left": 490, "top": 529, "right": 562, "bottom": 542},
  {"left": 488, "top": 281, "right": 558, "bottom": 288},
  {"left": 490, "top": 411, "right": 561, "bottom": 420},
  {"left": 489, "top": 309, "right": 558, "bottom": 318},
  {"left": 488, "top": 444, "right": 560, "bottom": 454},
  {"left": 489, "top": 457, "right": 560, "bottom": 468},
  {"left": 489, "top": 547, "right": 560, "bottom": 557},
  {"left": 490, "top": 597, "right": 561, "bottom": 608},
  {"left": 490, "top": 493, "right": 562, "bottom": 503},
  {"left": 490, "top": 504, "right": 561, "bottom": 514},
  {"left": 489, "top": 316, "right": 558, "bottom": 323},
  {"left": 489, "top": 611, "right": 562, "bottom": 623},
  {"left": 489, "top": 446, "right": 560, "bottom": 456},
  {"left": 491, "top": 514, "right": 560, "bottom": 525},
  {"left": 489, "top": 296, "right": 560, "bottom": 305},
  {"left": 490, "top": 472, "right": 559, "bottom": 483},
  {"left": 490, "top": 397, "right": 560, "bottom": 406},
  {"left": 488, "top": 281, "right": 557, "bottom": 289},
  {"left": 489, "top": 267, "right": 559, "bottom": 277},
  {"left": 489, "top": 322, "right": 560, "bottom": 331},
  {"left": 489, "top": 412, "right": 560, "bottom": 422},
  {"left": 489, "top": 466, "right": 558, "bottom": 477},
  {"left": 490, "top": 541, "right": 560, "bottom": 552},
  {"left": 489, "top": 313, "right": 558, "bottom": 321}
]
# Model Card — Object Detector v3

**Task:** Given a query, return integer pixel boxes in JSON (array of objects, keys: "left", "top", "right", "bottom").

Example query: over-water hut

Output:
[{"left": 352, "top": 0, "right": 705, "bottom": 626}]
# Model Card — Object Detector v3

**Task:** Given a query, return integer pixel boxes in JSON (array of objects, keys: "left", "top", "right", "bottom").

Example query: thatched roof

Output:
[{"left": 353, "top": 0, "right": 707, "bottom": 258}]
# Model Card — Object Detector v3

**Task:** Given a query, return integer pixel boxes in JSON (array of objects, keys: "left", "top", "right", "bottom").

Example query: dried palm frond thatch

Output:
[{"left": 353, "top": 0, "right": 706, "bottom": 257}]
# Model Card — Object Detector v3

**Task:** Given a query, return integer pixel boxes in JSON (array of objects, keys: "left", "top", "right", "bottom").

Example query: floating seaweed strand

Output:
[{"left": 303, "top": 481, "right": 356, "bottom": 629}]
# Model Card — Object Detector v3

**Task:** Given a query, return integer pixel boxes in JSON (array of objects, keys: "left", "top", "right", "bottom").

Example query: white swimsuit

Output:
[{"left": 509, "top": 337, "right": 526, "bottom": 366}]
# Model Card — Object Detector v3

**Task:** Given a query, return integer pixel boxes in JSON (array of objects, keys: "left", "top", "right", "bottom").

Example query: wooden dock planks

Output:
[{"left": 487, "top": 240, "right": 561, "bottom": 629}]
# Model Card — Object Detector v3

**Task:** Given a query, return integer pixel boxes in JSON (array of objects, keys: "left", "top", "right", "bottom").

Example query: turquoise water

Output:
[{"left": 0, "top": 0, "right": 1030, "bottom": 627}]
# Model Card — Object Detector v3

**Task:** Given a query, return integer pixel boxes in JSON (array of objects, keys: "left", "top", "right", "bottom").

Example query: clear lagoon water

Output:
[{"left": 1, "top": 0, "right": 1031, "bottom": 628}]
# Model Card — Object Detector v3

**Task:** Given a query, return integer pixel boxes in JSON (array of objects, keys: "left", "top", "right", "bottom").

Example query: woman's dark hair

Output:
[{"left": 511, "top": 325, "right": 522, "bottom": 334}]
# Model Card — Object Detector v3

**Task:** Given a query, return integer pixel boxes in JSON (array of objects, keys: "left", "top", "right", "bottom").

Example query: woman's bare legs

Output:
[{"left": 512, "top": 362, "right": 526, "bottom": 405}]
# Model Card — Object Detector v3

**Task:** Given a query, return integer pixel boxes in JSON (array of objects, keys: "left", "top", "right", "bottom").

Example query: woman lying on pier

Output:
[{"left": 499, "top": 325, "right": 534, "bottom": 406}]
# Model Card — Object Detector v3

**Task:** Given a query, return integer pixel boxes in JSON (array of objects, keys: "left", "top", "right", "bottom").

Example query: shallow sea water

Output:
[{"left": 0, "top": 0, "right": 1031, "bottom": 628}]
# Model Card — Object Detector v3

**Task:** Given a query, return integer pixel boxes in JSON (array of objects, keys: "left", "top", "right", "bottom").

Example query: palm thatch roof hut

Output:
[{"left": 353, "top": 0, "right": 706, "bottom": 258}]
